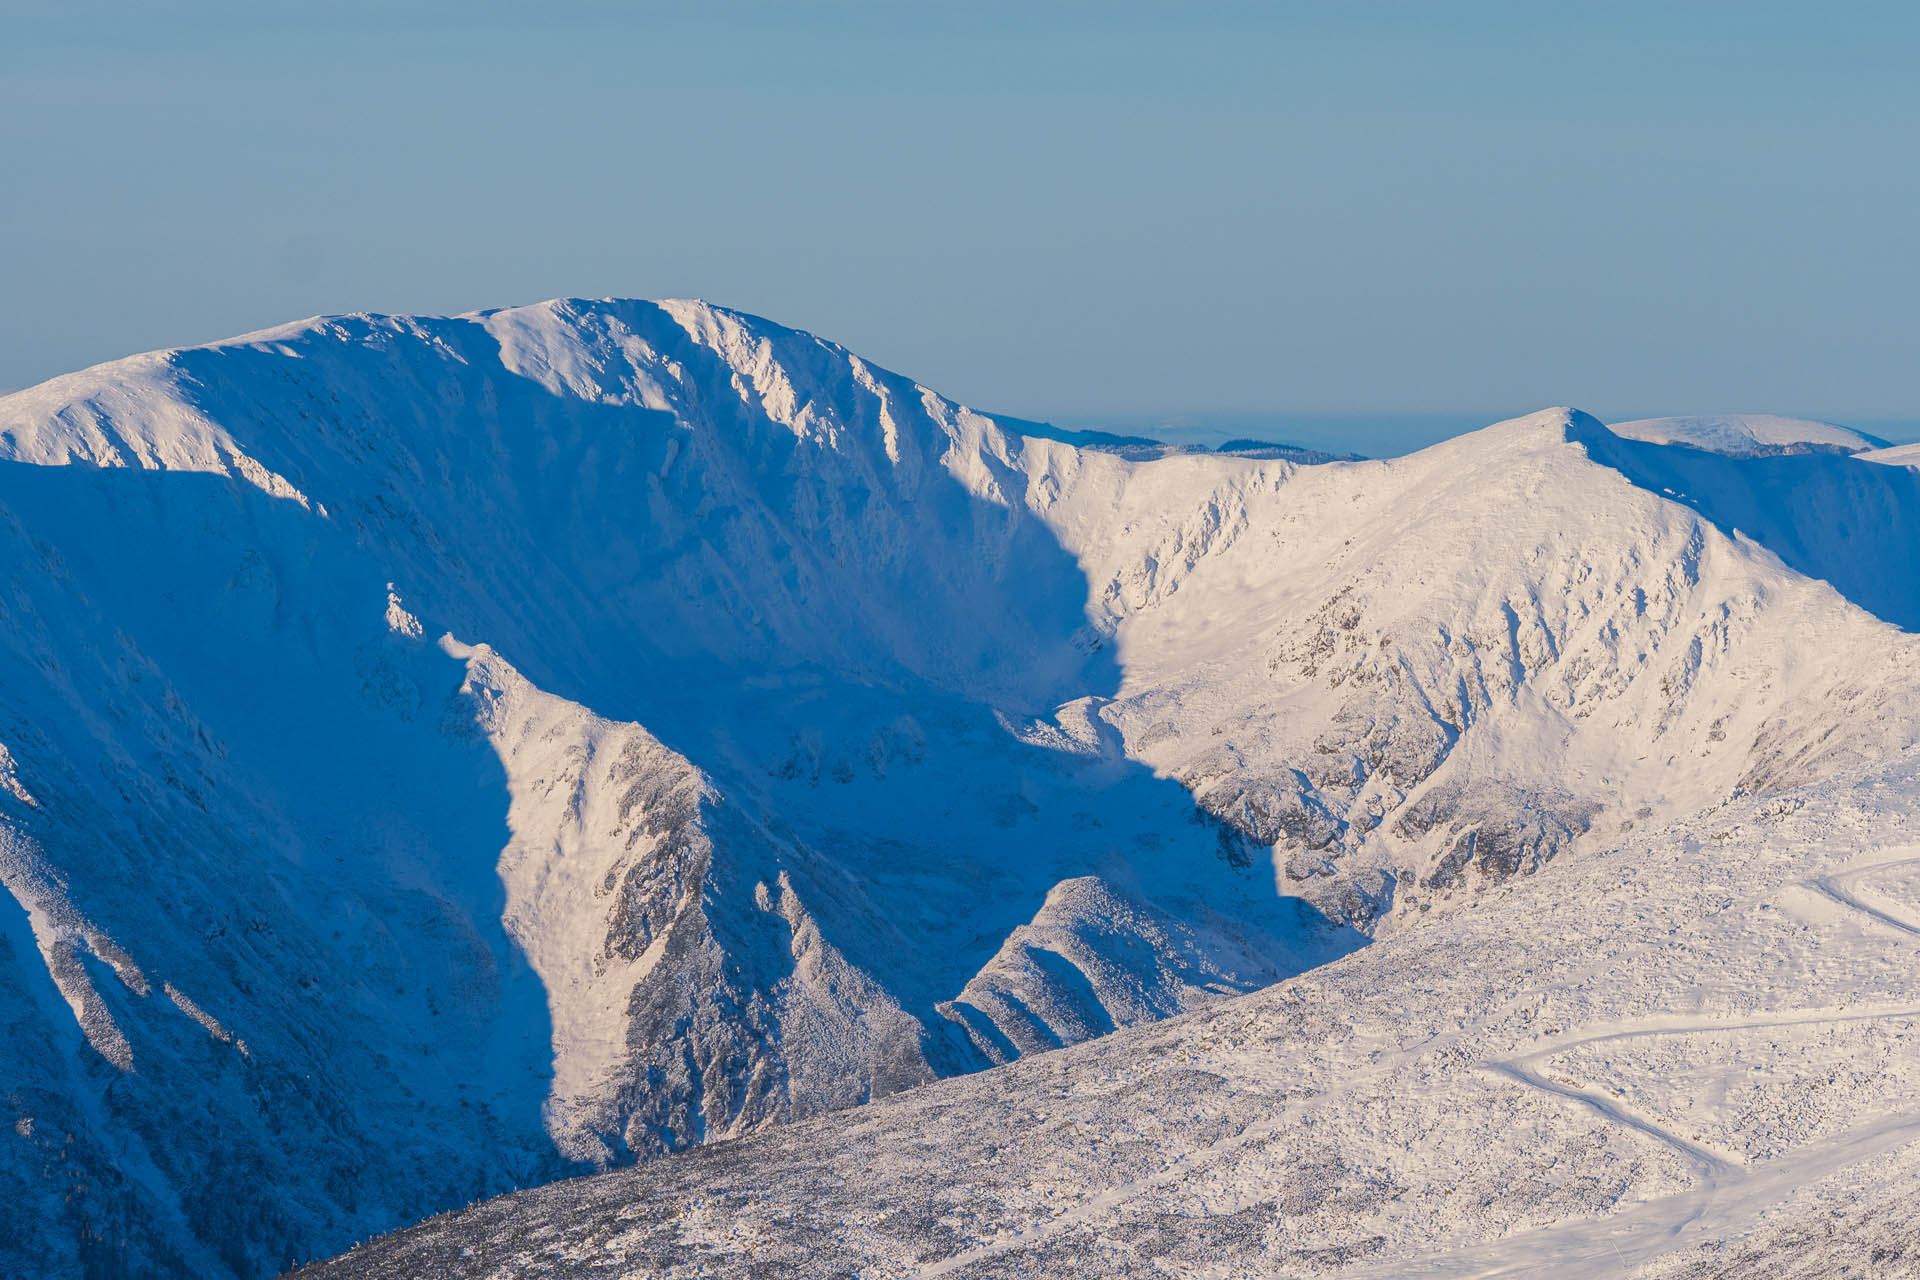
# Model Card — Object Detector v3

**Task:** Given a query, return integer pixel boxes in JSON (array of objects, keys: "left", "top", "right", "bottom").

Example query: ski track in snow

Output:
[
  {"left": 1809, "top": 854, "right": 1920, "bottom": 939},
  {"left": 1362, "top": 851, "right": 1920, "bottom": 1280},
  {"left": 1355, "top": 1106, "right": 1920, "bottom": 1280},
  {"left": 917, "top": 855, "right": 1920, "bottom": 1279}
]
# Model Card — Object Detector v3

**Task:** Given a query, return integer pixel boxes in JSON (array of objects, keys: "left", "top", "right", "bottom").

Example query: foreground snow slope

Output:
[
  {"left": 297, "top": 752, "right": 1920, "bottom": 1279},
  {"left": 1, "top": 299, "right": 1917, "bottom": 1276}
]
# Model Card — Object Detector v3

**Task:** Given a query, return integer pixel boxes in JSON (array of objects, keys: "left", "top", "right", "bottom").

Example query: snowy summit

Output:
[{"left": 1604, "top": 413, "right": 1887, "bottom": 457}]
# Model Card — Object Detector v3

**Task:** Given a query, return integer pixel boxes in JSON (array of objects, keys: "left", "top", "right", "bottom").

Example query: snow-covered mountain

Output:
[
  {"left": 299, "top": 752, "right": 1920, "bottom": 1279},
  {"left": 2, "top": 299, "right": 1916, "bottom": 1277},
  {"left": 1606, "top": 413, "right": 1887, "bottom": 457},
  {"left": 1862, "top": 439, "right": 1920, "bottom": 468}
]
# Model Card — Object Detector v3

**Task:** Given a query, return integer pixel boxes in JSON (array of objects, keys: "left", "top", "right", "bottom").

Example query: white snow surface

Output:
[
  {"left": 296, "top": 756, "right": 1920, "bottom": 1279},
  {"left": 1605, "top": 414, "right": 1884, "bottom": 457},
  {"left": 1860, "top": 440, "right": 1920, "bottom": 467},
  {"left": 0, "top": 299, "right": 1917, "bottom": 1277}
]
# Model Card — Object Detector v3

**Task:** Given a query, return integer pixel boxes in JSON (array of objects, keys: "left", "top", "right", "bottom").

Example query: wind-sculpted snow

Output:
[{"left": 2, "top": 299, "right": 1918, "bottom": 1277}]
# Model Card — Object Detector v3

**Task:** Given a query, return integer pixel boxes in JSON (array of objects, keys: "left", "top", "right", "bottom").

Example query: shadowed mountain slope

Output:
[{"left": 1, "top": 301, "right": 1917, "bottom": 1276}]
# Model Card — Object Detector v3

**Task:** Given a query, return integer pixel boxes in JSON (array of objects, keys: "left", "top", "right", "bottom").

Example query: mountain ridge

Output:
[
  {"left": 2, "top": 299, "right": 1916, "bottom": 1277},
  {"left": 1605, "top": 413, "right": 1888, "bottom": 457}
]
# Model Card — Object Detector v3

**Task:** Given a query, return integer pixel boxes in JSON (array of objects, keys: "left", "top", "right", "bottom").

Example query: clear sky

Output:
[{"left": 4, "top": 1, "right": 1916, "bottom": 435}]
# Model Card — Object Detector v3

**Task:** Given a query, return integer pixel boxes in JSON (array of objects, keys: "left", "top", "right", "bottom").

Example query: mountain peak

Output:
[{"left": 6, "top": 305, "right": 1920, "bottom": 1279}]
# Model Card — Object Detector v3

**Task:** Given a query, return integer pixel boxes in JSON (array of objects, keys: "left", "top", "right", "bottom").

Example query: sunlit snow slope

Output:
[
  {"left": 2, "top": 299, "right": 1917, "bottom": 1277},
  {"left": 1606, "top": 414, "right": 1886, "bottom": 456}
]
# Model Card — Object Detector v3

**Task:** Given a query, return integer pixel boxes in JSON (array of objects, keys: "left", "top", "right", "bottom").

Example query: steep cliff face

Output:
[{"left": 1, "top": 299, "right": 1915, "bottom": 1277}]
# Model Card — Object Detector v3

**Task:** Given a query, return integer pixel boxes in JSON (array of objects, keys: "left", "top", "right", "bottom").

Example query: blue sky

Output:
[{"left": 4, "top": 1, "right": 1916, "bottom": 437}]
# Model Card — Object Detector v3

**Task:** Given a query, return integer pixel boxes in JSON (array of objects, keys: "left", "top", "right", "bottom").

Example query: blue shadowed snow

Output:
[
  {"left": 0, "top": 460, "right": 576, "bottom": 1275},
  {"left": 1580, "top": 425, "right": 1920, "bottom": 632},
  {"left": 0, "top": 299, "right": 1364, "bottom": 1278}
]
